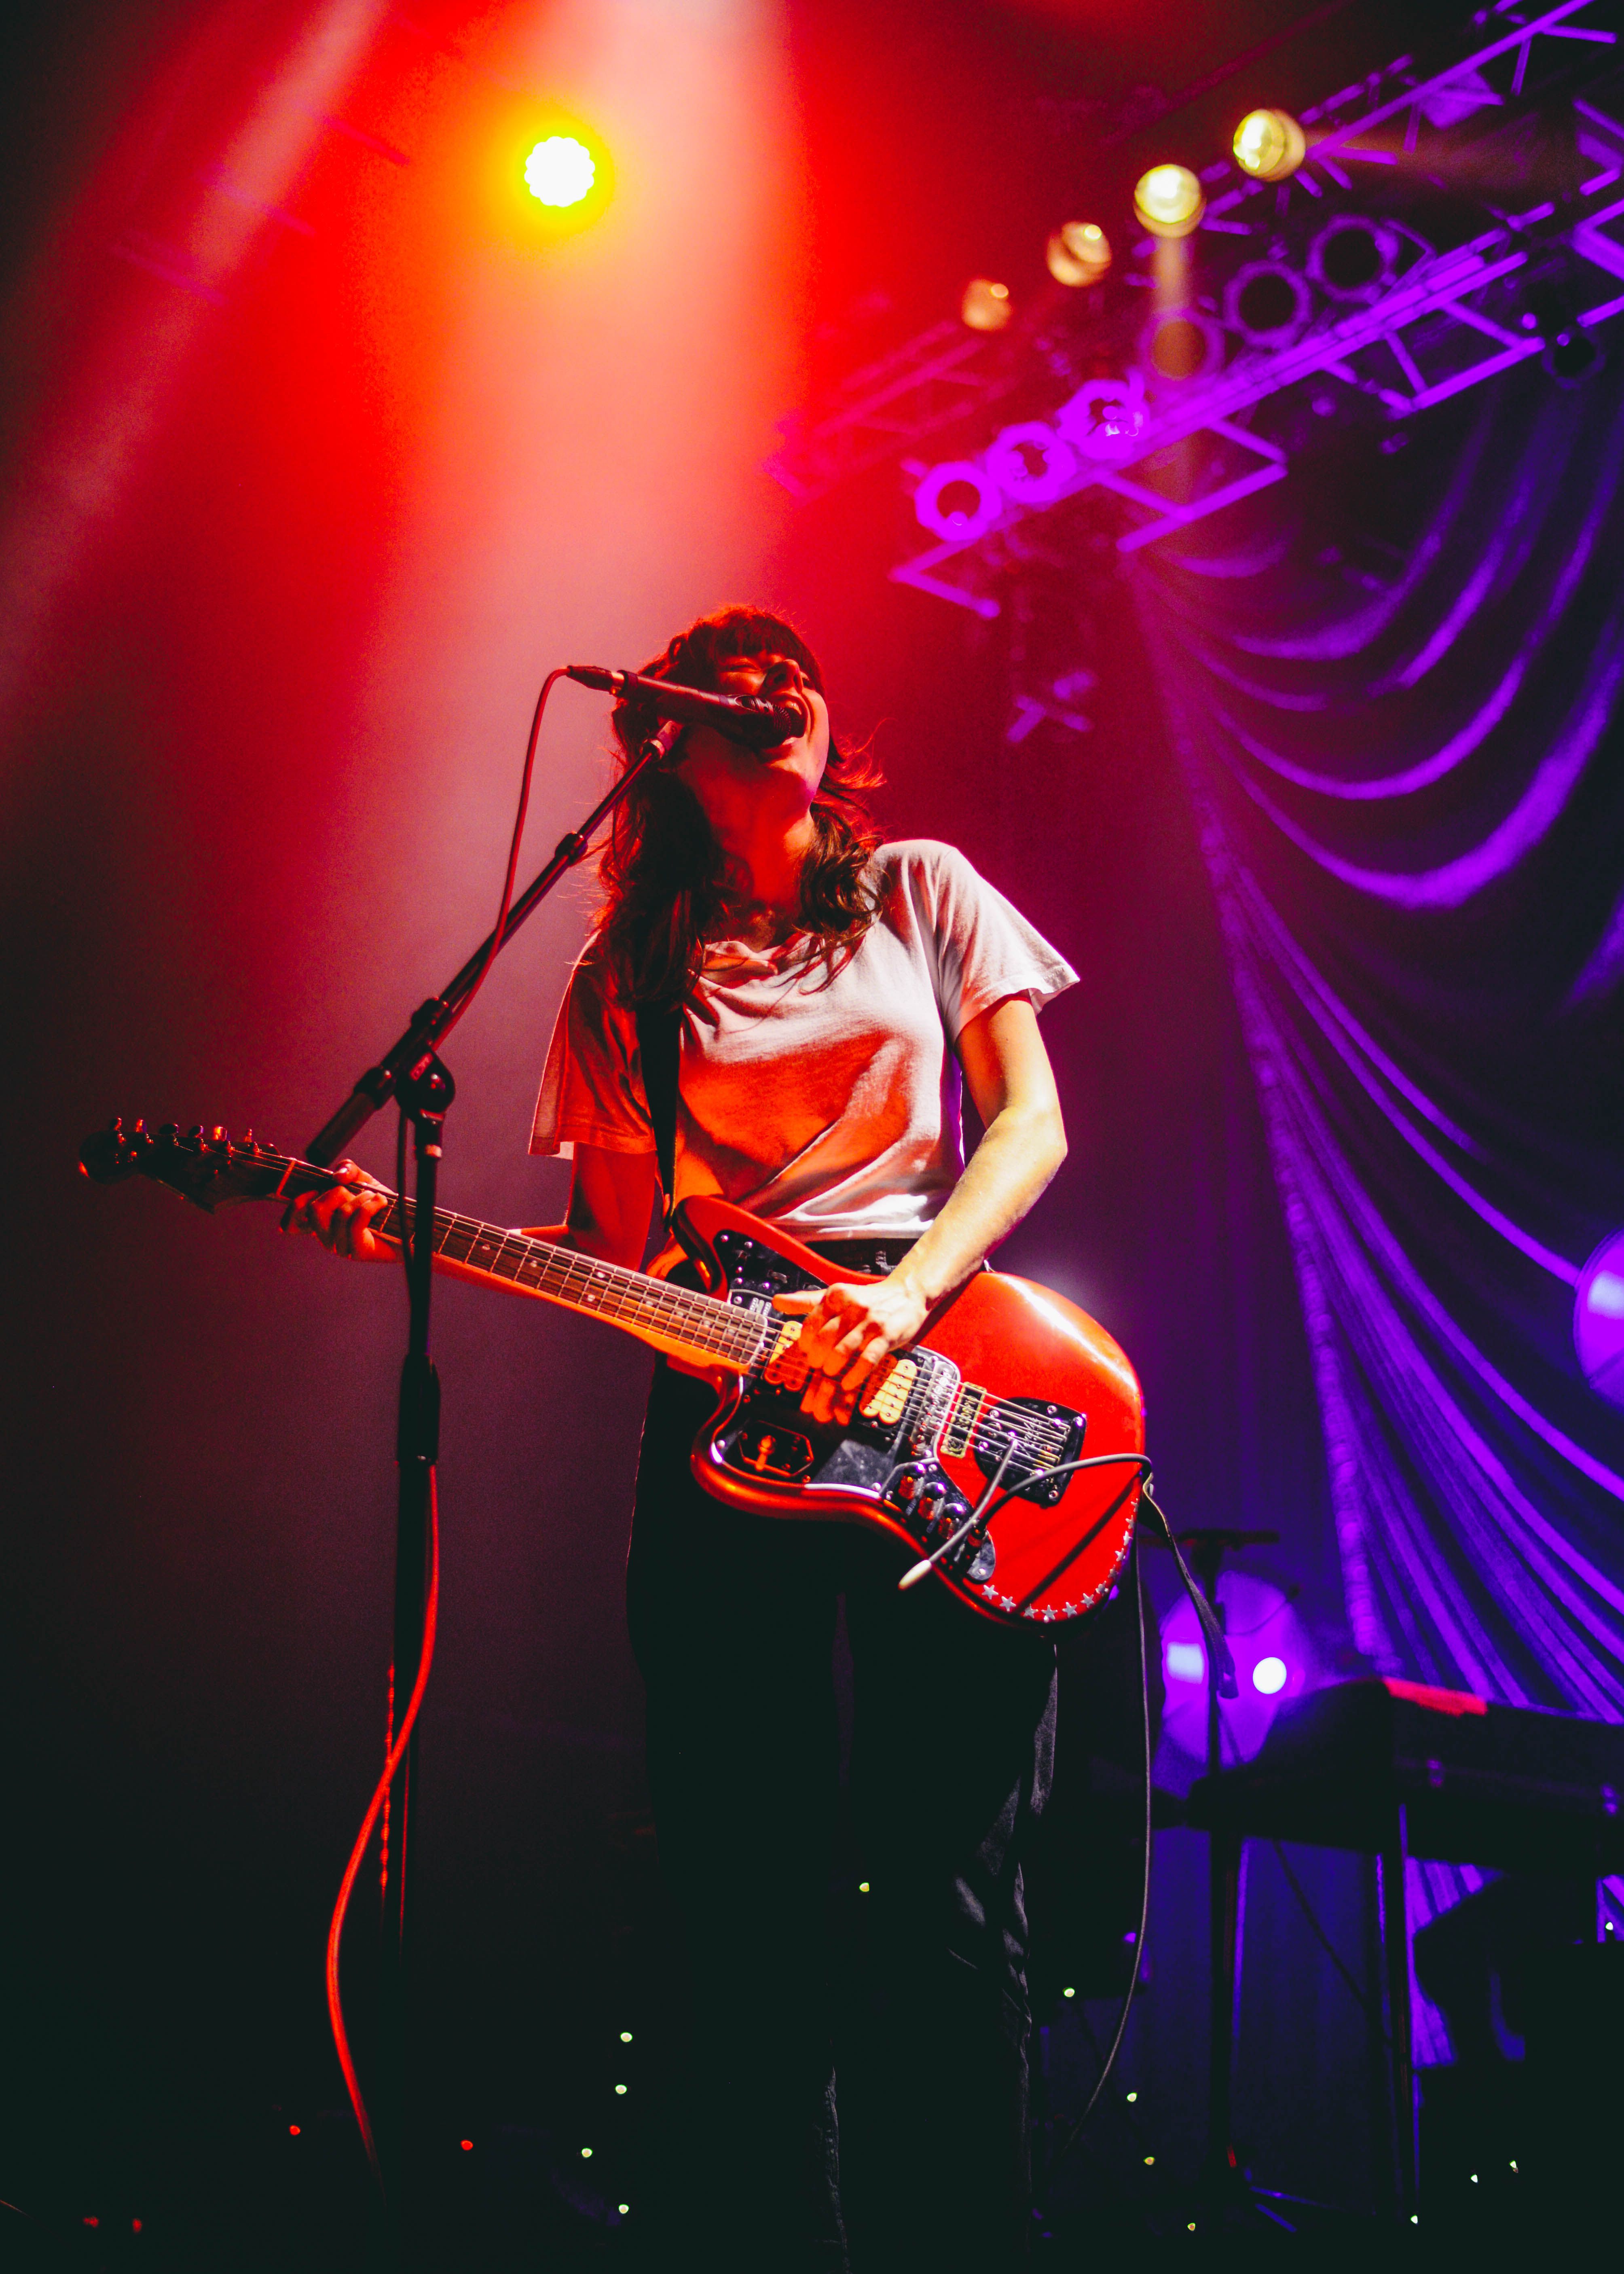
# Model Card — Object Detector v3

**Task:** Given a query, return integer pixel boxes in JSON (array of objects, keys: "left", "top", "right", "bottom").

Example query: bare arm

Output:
[
  {"left": 285, "top": 1141, "right": 661, "bottom": 1270},
  {"left": 520, "top": 1143, "right": 662, "bottom": 1266},
  {"left": 778, "top": 994, "right": 1067, "bottom": 1422}
]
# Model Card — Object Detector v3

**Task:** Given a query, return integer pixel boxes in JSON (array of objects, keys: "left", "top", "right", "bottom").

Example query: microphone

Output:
[{"left": 565, "top": 665, "right": 804, "bottom": 750}]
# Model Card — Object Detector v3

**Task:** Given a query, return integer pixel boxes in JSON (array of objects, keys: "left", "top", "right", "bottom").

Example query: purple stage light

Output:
[
  {"left": 1575, "top": 1229, "right": 1624, "bottom": 1410},
  {"left": 1167, "top": 1640, "right": 1206, "bottom": 1683},
  {"left": 1159, "top": 1572, "right": 1307, "bottom": 1764},
  {"left": 913, "top": 459, "right": 1003, "bottom": 542},
  {"left": 1055, "top": 375, "right": 1148, "bottom": 462},
  {"left": 985, "top": 422, "right": 1078, "bottom": 504}
]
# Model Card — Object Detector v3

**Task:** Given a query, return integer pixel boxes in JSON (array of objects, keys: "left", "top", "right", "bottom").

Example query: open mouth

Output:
[{"left": 768, "top": 692, "right": 809, "bottom": 743}]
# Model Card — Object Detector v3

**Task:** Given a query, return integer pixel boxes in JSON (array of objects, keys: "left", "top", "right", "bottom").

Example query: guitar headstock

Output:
[{"left": 79, "top": 1117, "right": 293, "bottom": 1212}]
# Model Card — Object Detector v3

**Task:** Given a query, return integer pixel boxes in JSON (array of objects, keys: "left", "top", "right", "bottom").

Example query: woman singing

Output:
[{"left": 294, "top": 606, "right": 1076, "bottom": 2271}]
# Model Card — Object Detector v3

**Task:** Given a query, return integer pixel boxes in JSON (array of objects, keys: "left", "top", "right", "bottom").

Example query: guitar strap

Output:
[{"left": 634, "top": 998, "right": 682, "bottom": 1213}]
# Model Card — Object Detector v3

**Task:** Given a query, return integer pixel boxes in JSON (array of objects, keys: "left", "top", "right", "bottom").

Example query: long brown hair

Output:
[{"left": 593, "top": 606, "right": 882, "bottom": 1009}]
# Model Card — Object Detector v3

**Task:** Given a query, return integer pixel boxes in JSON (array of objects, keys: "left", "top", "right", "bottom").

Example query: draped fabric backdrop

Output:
[{"left": 1136, "top": 360, "right": 1624, "bottom": 2056}]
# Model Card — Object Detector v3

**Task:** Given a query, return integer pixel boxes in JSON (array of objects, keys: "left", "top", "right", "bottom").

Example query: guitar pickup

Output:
[
  {"left": 762, "top": 1318, "right": 812, "bottom": 1391},
  {"left": 859, "top": 1356, "right": 917, "bottom": 1425}
]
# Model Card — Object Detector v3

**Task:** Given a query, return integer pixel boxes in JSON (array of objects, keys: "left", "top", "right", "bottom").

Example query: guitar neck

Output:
[{"left": 279, "top": 1159, "right": 766, "bottom": 1373}]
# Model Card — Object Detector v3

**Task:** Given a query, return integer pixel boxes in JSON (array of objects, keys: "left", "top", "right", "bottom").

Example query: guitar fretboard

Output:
[{"left": 286, "top": 1164, "right": 770, "bottom": 1370}]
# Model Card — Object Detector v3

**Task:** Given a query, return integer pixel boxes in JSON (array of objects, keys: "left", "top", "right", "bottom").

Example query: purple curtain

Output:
[{"left": 1134, "top": 360, "right": 1624, "bottom": 2050}]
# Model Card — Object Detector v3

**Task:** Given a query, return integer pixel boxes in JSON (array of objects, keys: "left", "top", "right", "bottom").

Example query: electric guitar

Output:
[{"left": 81, "top": 1117, "right": 1145, "bottom": 1626}]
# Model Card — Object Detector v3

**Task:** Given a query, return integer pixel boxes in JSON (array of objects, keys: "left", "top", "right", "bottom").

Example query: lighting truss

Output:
[
  {"left": 768, "top": 0, "right": 1624, "bottom": 622},
  {"left": 763, "top": 322, "right": 1019, "bottom": 502}
]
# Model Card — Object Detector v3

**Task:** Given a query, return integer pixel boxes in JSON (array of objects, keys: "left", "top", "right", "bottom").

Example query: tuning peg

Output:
[
  {"left": 131, "top": 1118, "right": 146, "bottom": 1135},
  {"left": 159, "top": 1123, "right": 180, "bottom": 1141}
]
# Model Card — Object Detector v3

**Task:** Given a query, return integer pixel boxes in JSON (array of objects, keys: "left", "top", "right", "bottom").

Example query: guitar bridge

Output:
[{"left": 968, "top": 1396, "right": 1086, "bottom": 1508}]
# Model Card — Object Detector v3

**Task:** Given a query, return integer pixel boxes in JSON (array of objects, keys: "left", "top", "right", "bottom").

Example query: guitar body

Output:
[{"left": 666, "top": 1198, "right": 1145, "bottom": 1626}]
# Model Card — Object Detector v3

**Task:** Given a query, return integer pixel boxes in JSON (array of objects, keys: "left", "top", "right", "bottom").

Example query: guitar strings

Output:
[{"left": 249, "top": 1146, "right": 1088, "bottom": 1463}]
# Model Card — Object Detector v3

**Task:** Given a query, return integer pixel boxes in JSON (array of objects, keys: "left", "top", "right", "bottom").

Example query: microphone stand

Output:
[{"left": 307, "top": 729, "right": 669, "bottom": 2257}]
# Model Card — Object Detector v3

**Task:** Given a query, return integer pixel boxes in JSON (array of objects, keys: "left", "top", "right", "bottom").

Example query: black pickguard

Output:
[
  {"left": 971, "top": 1396, "right": 1087, "bottom": 1509},
  {"left": 702, "top": 1226, "right": 1006, "bottom": 1583}
]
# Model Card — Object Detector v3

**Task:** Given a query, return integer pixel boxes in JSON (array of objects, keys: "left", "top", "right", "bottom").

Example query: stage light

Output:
[
  {"left": 581, "top": 2147, "right": 594, "bottom": 2158},
  {"left": 460, "top": 2139, "right": 473, "bottom": 2152},
  {"left": 1055, "top": 374, "right": 1148, "bottom": 461},
  {"left": 1574, "top": 1230, "right": 1624, "bottom": 1406},
  {"left": 1543, "top": 321, "right": 1604, "bottom": 387},
  {"left": 618, "top": 2204, "right": 630, "bottom": 2215},
  {"left": 1126, "top": 2092, "right": 1137, "bottom": 2103},
  {"left": 1308, "top": 216, "right": 1399, "bottom": 302},
  {"left": 524, "top": 134, "right": 596, "bottom": 208},
  {"left": 1063, "top": 1985, "right": 1075, "bottom": 1998},
  {"left": 985, "top": 421, "right": 1077, "bottom": 504},
  {"left": 1144, "top": 2155, "right": 1155, "bottom": 2166},
  {"left": 1224, "top": 261, "right": 1312, "bottom": 349},
  {"left": 614, "top": 2083, "right": 628, "bottom": 2095},
  {"left": 1160, "top": 1574, "right": 1307, "bottom": 1762},
  {"left": 858, "top": 1879, "right": 871, "bottom": 1892},
  {"left": 1133, "top": 164, "right": 1203, "bottom": 239},
  {"left": 913, "top": 459, "right": 1003, "bottom": 543},
  {"left": 961, "top": 277, "right": 1013, "bottom": 331},
  {"left": 620, "top": 2031, "right": 633, "bottom": 2042},
  {"left": 1233, "top": 108, "right": 1306, "bottom": 182},
  {"left": 1047, "top": 221, "right": 1112, "bottom": 286},
  {"left": 1144, "top": 309, "right": 1224, "bottom": 383}
]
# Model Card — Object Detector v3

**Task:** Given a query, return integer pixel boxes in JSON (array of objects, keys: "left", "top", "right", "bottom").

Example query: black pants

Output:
[{"left": 626, "top": 1359, "right": 1058, "bottom": 2273}]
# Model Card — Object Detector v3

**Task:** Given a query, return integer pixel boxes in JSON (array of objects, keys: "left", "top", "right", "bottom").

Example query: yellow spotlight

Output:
[
  {"left": 961, "top": 277, "right": 1013, "bottom": 331},
  {"left": 1233, "top": 109, "right": 1306, "bottom": 182},
  {"left": 500, "top": 114, "right": 613, "bottom": 235},
  {"left": 525, "top": 134, "right": 597, "bottom": 208},
  {"left": 1133, "top": 165, "right": 1204, "bottom": 239},
  {"left": 1046, "top": 221, "right": 1112, "bottom": 287}
]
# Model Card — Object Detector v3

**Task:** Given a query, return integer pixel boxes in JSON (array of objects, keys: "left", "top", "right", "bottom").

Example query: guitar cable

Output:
[
  {"left": 1021, "top": 1476, "right": 1237, "bottom": 2196},
  {"left": 325, "top": 1469, "right": 441, "bottom": 2185},
  {"left": 1041, "top": 1521, "right": 1152, "bottom": 2195},
  {"left": 888, "top": 1440, "right": 1237, "bottom": 2182}
]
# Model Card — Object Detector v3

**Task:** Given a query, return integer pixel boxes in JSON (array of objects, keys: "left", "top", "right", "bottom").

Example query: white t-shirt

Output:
[{"left": 529, "top": 838, "right": 1077, "bottom": 1242}]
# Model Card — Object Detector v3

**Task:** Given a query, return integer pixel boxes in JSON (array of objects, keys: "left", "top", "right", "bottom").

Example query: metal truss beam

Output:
[
  {"left": 885, "top": 8, "right": 1624, "bottom": 615},
  {"left": 766, "top": 0, "right": 1624, "bottom": 618},
  {"left": 763, "top": 324, "right": 1016, "bottom": 503}
]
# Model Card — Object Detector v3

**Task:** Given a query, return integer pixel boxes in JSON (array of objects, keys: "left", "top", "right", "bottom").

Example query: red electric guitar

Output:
[{"left": 81, "top": 1117, "right": 1145, "bottom": 1626}]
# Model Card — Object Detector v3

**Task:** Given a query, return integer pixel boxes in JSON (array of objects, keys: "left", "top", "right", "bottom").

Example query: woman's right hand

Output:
[{"left": 283, "top": 1160, "right": 397, "bottom": 1262}]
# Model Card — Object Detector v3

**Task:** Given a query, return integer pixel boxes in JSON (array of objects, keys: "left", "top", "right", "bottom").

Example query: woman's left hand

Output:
[{"left": 772, "top": 1274, "right": 930, "bottom": 1426}]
